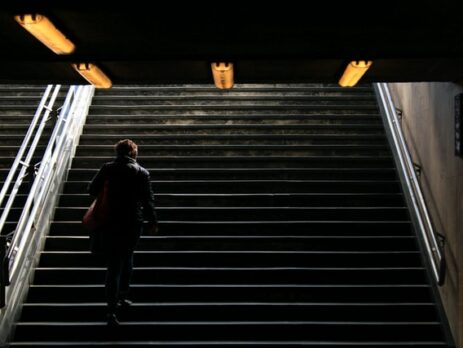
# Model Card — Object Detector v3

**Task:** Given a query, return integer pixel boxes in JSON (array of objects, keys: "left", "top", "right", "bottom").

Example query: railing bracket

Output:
[
  {"left": 413, "top": 162, "right": 422, "bottom": 178},
  {"left": 395, "top": 108, "right": 403, "bottom": 120}
]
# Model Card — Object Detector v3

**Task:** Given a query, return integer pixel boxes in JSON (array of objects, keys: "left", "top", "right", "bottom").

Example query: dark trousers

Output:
[
  {"left": 102, "top": 224, "right": 142, "bottom": 313},
  {"left": 105, "top": 249, "right": 134, "bottom": 313}
]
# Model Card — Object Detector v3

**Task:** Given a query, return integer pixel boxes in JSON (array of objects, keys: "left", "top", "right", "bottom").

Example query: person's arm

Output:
[
  {"left": 140, "top": 169, "right": 158, "bottom": 233},
  {"left": 88, "top": 164, "right": 108, "bottom": 197}
]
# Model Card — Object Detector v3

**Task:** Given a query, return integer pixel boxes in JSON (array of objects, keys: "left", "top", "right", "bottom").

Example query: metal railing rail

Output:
[
  {"left": 0, "top": 85, "right": 94, "bottom": 346},
  {"left": 374, "top": 83, "right": 446, "bottom": 286},
  {"left": 7, "top": 85, "right": 93, "bottom": 279},
  {"left": 0, "top": 85, "right": 61, "bottom": 235}
]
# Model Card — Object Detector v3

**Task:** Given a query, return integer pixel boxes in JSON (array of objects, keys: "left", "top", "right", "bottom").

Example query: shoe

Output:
[
  {"left": 107, "top": 313, "right": 120, "bottom": 326},
  {"left": 117, "top": 299, "right": 133, "bottom": 308}
]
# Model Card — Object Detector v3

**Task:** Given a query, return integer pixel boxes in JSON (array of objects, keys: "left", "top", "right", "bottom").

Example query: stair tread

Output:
[
  {"left": 86, "top": 112, "right": 380, "bottom": 121},
  {"left": 64, "top": 179, "right": 398, "bottom": 182},
  {"left": 29, "top": 284, "right": 432, "bottom": 288},
  {"left": 59, "top": 192, "right": 402, "bottom": 196},
  {"left": 46, "top": 235, "right": 415, "bottom": 238},
  {"left": 75, "top": 145, "right": 389, "bottom": 149},
  {"left": 83, "top": 123, "right": 383, "bottom": 128},
  {"left": 67, "top": 168, "right": 396, "bottom": 171},
  {"left": 89, "top": 104, "right": 379, "bottom": 108},
  {"left": 56, "top": 206, "right": 408, "bottom": 209},
  {"left": 24, "top": 302, "right": 434, "bottom": 306},
  {"left": 71, "top": 156, "right": 393, "bottom": 159},
  {"left": 41, "top": 250, "right": 420, "bottom": 254},
  {"left": 7, "top": 341, "right": 449, "bottom": 346},
  {"left": 35, "top": 266, "right": 425, "bottom": 270},
  {"left": 51, "top": 220, "right": 412, "bottom": 224},
  {"left": 17, "top": 321, "right": 441, "bottom": 325},
  {"left": 79, "top": 133, "right": 386, "bottom": 138},
  {"left": 91, "top": 95, "right": 376, "bottom": 100}
]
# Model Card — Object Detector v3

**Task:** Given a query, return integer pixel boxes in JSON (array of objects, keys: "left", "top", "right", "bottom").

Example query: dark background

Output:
[{"left": 1, "top": 0, "right": 463, "bottom": 85}]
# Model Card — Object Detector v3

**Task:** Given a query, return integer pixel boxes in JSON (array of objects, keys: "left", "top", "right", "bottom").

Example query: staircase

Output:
[{"left": 9, "top": 84, "right": 452, "bottom": 347}]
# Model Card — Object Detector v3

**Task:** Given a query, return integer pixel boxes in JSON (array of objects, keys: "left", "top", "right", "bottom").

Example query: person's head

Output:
[{"left": 115, "top": 139, "right": 138, "bottom": 159}]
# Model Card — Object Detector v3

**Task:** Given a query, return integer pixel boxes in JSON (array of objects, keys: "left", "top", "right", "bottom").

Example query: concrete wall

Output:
[{"left": 388, "top": 82, "right": 463, "bottom": 347}]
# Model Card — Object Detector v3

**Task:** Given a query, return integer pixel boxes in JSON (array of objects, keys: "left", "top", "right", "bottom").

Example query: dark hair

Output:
[{"left": 115, "top": 139, "right": 138, "bottom": 158}]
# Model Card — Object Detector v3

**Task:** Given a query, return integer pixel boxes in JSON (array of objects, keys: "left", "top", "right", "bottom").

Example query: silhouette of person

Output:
[{"left": 88, "top": 139, "right": 158, "bottom": 325}]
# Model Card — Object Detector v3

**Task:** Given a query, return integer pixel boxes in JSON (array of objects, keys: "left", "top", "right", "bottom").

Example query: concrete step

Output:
[
  {"left": 85, "top": 113, "right": 382, "bottom": 125},
  {"left": 74, "top": 144, "right": 392, "bottom": 157},
  {"left": 32, "top": 266, "right": 426, "bottom": 285},
  {"left": 49, "top": 220, "right": 414, "bottom": 237},
  {"left": 52, "top": 206, "right": 410, "bottom": 222},
  {"left": 62, "top": 179, "right": 402, "bottom": 194},
  {"left": 81, "top": 123, "right": 385, "bottom": 135},
  {"left": 95, "top": 84, "right": 375, "bottom": 95},
  {"left": 26, "top": 284, "right": 434, "bottom": 303},
  {"left": 9, "top": 341, "right": 447, "bottom": 347},
  {"left": 43, "top": 236, "right": 418, "bottom": 252},
  {"left": 64, "top": 167, "right": 397, "bottom": 181},
  {"left": 70, "top": 156, "right": 395, "bottom": 169},
  {"left": 88, "top": 104, "right": 380, "bottom": 115},
  {"left": 38, "top": 251, "right": 422, "bottom": 268},
  {"left": 21, "top": 302, "right": 438, "bottom": 322},
  {"left": 77, "top": 133, "right": 389, "bottom": 146},
  {"left": 90, "top": 95, "right": 378, "bottom": 106},
  {"left": 57, "top": 192, "right": 404, "bottom": 207},
  {"left": 13, "top": 321, "right": 443, "bottom": 342}
]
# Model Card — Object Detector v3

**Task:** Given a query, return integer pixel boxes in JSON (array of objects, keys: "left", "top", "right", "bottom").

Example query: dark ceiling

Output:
[{"left": 1, "top": 0, "right": 463, "bottom": 85}]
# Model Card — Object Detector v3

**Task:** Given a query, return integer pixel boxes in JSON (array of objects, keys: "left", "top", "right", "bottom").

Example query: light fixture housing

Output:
[
  {"left": 14, "top": 14, "right": 75, "bottom": 55},
  {"left": 338, "top": 60, "right": 373, "bottom": 87},
  {"left": 72, "top": 63, "right": 112, "bottom": 89},
  {"left": 211, "top": 62, "right": 234, "bottom": 89}
]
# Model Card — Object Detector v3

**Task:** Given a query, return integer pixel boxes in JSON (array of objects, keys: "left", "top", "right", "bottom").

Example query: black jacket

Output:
[{"left": 88, "top": 156, "right": 157, "bottom": 231}]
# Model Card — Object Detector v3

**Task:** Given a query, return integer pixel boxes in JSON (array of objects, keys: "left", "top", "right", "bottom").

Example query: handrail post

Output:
[{"left": 0, "top": 236, "right": 6, "bottom": 309}]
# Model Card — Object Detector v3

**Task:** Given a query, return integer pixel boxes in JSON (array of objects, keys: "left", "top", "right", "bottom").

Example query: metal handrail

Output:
[
  {"left": 0, "top": 86, "right": 93, "bottom": 347},
  {"left": 374, "top": 83, "right": 446, "bottom": 286},
  {"left": 6, "top": 86, "right": 92, "bottom": 279},
  {"left": 0, "top": 85, "right": 61, "bottom": 235}
]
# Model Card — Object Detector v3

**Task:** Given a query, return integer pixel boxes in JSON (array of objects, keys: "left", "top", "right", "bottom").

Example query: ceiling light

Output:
[
  {"left": 211, "top": 62, "right": 234, "bottom": 89},
  {"left": 338, "top": 60, "right": 373, "bottom": 87},
  {"left": 14, "top": 14, "right": 75, "bottom": 55},
  {"left": 72, "top": 63, "right": 112, "bottom": 89}
]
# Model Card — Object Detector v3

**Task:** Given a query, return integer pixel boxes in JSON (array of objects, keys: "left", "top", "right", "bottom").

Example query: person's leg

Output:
[
  {"left": 105, "top": 252, "right": 123, "bottom": 315},
  {"left": 118, "top": 251, "right": 134, "bottom": 304},
  {"left": 118, "top": 225, "right": 142, "bottom": 304}
]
